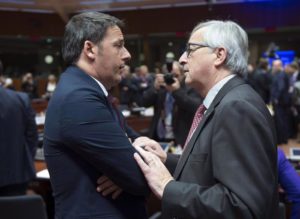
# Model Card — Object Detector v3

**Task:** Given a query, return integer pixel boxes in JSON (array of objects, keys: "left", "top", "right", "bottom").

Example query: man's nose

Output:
[
  {"left": 122, "top": 47, "right": 131, "bottom": 62},
  {"left": 179, "top": 52, "right": 187, "bottom": 65}
]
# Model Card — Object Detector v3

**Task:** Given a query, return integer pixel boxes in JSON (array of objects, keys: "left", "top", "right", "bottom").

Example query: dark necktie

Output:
[
  {"left": 183, "top": 104, "right": 206, "bottom": 148},
  {"left": 107, "top": 94, "right": 125, "bottom": 130},
  {"left": 157, "top": 92, "right": 175, "bottom": 139}
]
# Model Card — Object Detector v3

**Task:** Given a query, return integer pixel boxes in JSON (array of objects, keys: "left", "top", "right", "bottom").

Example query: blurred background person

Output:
[
  {"left": 131, "top": 65, "right": 153, "bottom": 106},
  {"left": 278, "top": 148, "right": 300, "bottom": 219},
  {"left": 42, "top": 74, "right": 57, "bottom": 100},
  {"left": 143, "top": 60, "right": 202, "bottom": 146},
  {"left": 286, "top": 62, "right": 300, "bottom": 139},
  {"left": 0, "top": 75, "right": 15, "bottom": 90},
  {"left": 0, "top": 59, "right": 38, "bottom": 196},
  {"left": 3, "top": 77, "right": 15, "bottom": 90},
  {"left": 271, "top": 59, "right": 290, "bottom": 144},
  {"left": 119, "top": 65, "right": 135, "bottom": 109},
  {"left": 253, "top": 58, "right": 272, "bottom": 104},
  {"left": 21, "top": 72, "right": 38, "bottom": 99}
]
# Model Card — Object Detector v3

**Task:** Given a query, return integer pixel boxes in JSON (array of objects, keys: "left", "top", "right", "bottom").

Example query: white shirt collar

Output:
[
  {"left": 90, "top": 76, "right": 108, "bottom": 97},
  {"left": 203, "top": 74, "right": 235, "bottom": 109}
]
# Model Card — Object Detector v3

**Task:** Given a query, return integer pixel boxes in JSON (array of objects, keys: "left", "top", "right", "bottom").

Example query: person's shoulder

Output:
[
  {"left": 15, "top": 90, "right": 30, "bottom": 99},
  {"left": 14, "top": 91, "right": 32, "bottom": 108},
  {"left": 1, "top": 86, "right": 20, "bottom": 98},
  {"left": 0, "top": 87, "right": 30, "bottom": 108}
]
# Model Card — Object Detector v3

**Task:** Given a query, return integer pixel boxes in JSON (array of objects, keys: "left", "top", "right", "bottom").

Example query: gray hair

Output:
[
  {"left": 62, "top": 12, "right": 124, "bottom": 66},
  {"left": 191, "top": 20, "right": 249, "bottom": 75}
]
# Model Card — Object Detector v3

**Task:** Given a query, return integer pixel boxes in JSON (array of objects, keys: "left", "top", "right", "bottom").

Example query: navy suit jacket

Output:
[
  {"left": 0, "top": 87, "right": 37, "bottom": 187},
  {"left": 44, "top": 66, "right": 149, "bottom": 219}
]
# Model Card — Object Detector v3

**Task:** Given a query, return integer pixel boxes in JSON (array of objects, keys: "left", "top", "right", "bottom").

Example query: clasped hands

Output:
[{"left": 96, "top": 136, "right": 174, "bottom": 199}]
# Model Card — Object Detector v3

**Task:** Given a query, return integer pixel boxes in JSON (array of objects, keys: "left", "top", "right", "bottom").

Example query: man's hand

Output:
[
  {"left": 133, "top": 145, "right": 173, "bottom": 199},
  {"left": 96, "top": 175, "right": 123, "bottom": 199},
  {"left": 133, "top": 136, "right": 167, "bottom": 163},
  {"left": 166, "top": 77, "right": 180, "bottom": 92}
]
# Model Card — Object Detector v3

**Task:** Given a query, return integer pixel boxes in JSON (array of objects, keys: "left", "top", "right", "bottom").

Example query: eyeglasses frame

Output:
[{"left": 185, "top": 42, "right": 210, "bottom": 57}]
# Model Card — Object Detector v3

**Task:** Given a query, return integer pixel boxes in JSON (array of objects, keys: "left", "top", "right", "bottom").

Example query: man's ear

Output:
[
  {"left": 83, "top": 40, "right": 97, "bottom": 60},
  {"left": 214, "top": 47, "right": 227, "bottom": 67}
]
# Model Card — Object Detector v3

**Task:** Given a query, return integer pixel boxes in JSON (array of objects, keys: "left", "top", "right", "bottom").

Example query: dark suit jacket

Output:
[
  {"left": 162, "top": 77, "right": 278, "bottom": 219},
  {"left": 0, "top": 87, "right": 37, "bottom": 187},
  {"left": 271, "top": 71, "right": 290, "bottom": 106},
  {"left": 143, "top": 82, "right": 202, "bottom": 145},
  {"left": 131, "top": 74, "right": 154, "bottom": 106},
  {"left": 252, "top": 69, "right": 272, "bottom": 104},
  {"left": 44, "top": 66, "right": 149, "bottom": 219}
]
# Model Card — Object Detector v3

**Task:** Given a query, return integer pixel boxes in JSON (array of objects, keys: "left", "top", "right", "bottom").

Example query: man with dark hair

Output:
[
  {"left": 44, "top": 12, "right": 149, "bottom": 219},
  {"left": 0, "top": 59, "right": 38, "bottom": 196}
]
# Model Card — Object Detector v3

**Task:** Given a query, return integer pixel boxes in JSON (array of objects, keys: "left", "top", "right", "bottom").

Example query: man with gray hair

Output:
[
  {"left": 44, "top": 12, "right": 149, "bottom": 219},
  {"left": 133, "top": 20, "right": 278, "bottom": 218}
]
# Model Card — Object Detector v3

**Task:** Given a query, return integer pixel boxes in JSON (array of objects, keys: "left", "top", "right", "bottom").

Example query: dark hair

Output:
[
  {"left": 257, "top": 58, "right": 269, "bottom": 70},
  {"left": 62, "top": 12, "right": 124, "bottom": 66}
]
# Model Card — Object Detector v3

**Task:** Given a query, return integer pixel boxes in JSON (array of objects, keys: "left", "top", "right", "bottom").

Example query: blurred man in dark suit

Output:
[
  {"left": 252, "top": 58, "right": 272, "bottom": 104},
  {"left": 271, "top": 59, "right": 290, "bottom": 144},
  {"left": 143, "top": 61, "right": 202, "bottom": 146},
  {"left": 0, "top": 60, "right": 38, "bottom": 196},
  {"left": 43, "top": 12, "right": 149, "bottom": 219}
]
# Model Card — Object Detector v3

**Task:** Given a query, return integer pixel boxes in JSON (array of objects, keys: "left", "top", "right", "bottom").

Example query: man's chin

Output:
[
  {"left": 113, "top": 76, "right": 122, "bottom": 85},
  {"left": 185, "top": 76, "right": 192, "bottom": 85}
]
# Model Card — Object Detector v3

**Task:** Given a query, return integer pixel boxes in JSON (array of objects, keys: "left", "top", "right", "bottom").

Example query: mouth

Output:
[{"left": 119, "top": 64, "right": 125, "bottom": 70}]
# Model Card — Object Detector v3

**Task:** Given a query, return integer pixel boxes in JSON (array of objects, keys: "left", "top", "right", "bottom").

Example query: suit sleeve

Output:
[
  {"left": 60, "top": 91, "right": 149, "bottom": 196},
  {"left": 124, "top": 120, "right": 140, "bottom": 141},
  {"left": 17, "top": 92, "right": 38, "bottom": 157},
  {"left": 162, "top": 100, "right": 277, "bottom": 219},
  {"left": 142, "top": 86, "right": 159, "bottom": 107},
  {"left": 165, "top": 153, "right": 180, "bottom": 175}
]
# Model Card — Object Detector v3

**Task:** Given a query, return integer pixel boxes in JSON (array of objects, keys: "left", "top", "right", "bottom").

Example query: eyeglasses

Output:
[{"left": 185, "top": 42, "right": 210, "bottom": 57}]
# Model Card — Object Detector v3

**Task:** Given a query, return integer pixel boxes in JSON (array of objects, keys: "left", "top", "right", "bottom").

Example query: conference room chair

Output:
[{"left": 0, "top": 194, "right": 47, "bottom": 219}]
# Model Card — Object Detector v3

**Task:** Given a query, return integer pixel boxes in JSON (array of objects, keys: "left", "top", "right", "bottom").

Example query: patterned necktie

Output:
[{"left": 183, "top": 104, "right": 206, "bottom": 148}]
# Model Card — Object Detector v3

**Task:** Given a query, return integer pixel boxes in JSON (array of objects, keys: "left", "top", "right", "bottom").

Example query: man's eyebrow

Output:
[{"left": 113, "top": 38, "right": 124, "bottom": 44}]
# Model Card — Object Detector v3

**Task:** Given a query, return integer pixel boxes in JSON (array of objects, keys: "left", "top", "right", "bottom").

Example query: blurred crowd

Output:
[
  {"left": 245, "top": 58, "right": 300, "bottom": 144},
  {"left": 0, "top": 72, "right": 57, "bottom": 100},
  {"left": 1, "top": 56, "right": 300, "bottom": 146}
]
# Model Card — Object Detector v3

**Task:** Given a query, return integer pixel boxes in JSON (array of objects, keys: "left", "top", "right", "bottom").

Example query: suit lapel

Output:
[
  {"left": 173, "top": 107, "right": 214, "bottom": 179},
  {"left": 173, "top": 76, "right": 245, "bottom": 179}
]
